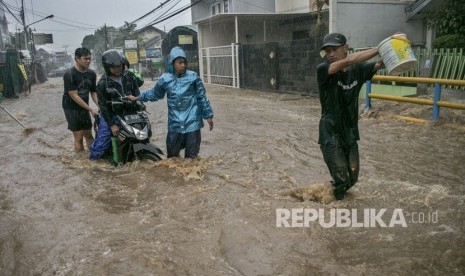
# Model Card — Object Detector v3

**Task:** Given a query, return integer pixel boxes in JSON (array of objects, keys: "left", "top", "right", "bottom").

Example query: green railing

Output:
[{"left": 352, "top": 48, "right": 465, "bottom": 89}]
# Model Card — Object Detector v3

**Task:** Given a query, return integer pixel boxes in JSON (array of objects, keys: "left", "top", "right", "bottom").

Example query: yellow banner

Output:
[
  {"left": 18, "top": 63, "right": 28, "bottom": 81},
  {"left": 125, "top": 51, "right": 138, "bottom": 65},
  {"left": 178, "top": 35, "right": 193, "bottom": 45},
  {"left": 139, "top": 49, "right": 146, "bottom": 59}
]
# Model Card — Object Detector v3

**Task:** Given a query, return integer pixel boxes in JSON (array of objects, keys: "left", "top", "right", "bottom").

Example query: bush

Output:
[{"left": 433, "top": 34, "right": 465, "bottom": 49}]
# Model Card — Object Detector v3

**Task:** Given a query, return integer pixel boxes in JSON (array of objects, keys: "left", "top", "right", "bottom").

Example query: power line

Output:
[
  {"left": 130, "top": 0, "right": 174, "bottom": 24},
  {"left": 0, "top": 0, "right": 22, "bottom": 24},
  {"left": 141, "top": 0, "right": 201, "bottom": 29},
  {"left": 23, "top": 8, "right": 99, "bottom": 28},
  {"left": 49, "top": 19, "right": 96, "bottom": 30},
  {"left": 4, "top": 0, "right": 99, "bottom": 29},
  {"left": 143, "top": 0, "right": 181, "bottom": 27}
]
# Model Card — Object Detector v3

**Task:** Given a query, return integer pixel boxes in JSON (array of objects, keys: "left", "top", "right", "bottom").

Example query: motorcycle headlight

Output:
[{"left": 133, "top": 125, "right": 148, "bottom": 140}]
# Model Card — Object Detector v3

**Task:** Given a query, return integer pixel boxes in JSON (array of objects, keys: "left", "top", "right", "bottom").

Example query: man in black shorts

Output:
[
  {"left": 317, "top": 33, "right": 385, "bottom": 200},
  {"left": 62, "top": 47, "right": 99, "bottom": 151}
]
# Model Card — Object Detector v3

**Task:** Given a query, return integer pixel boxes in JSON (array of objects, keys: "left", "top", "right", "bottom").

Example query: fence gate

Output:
[{"left": 200, "top": 44, "right": 240, "bottom": 88}]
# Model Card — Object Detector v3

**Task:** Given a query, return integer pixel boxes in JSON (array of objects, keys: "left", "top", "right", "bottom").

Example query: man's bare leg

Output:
[
  {"left": 73, "top": 131, "right": 85, "bottom": 151},
  {"left": 82, "top": 129, "right": 94, "bottom": 150}
]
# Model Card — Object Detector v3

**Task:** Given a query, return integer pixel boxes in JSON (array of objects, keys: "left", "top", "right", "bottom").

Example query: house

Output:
[
  {"left": 133, "top": 25, "right": 166, "bottom": 76},
  {"left": 328, "top": 0, "right": 446, "bottom": 50},
  {"left": 135, "top": 25, "right": 166, "bottom": 49},
  {"left": 192, "top": 0, "right": 327, "bottom": 47},
  {"left": 191, "top": 0, "right": 445, "bottom": 94},
  {"left": 191, "top": 0, "right": 328, "bottom": 92},
  {"left": 404, "top": 0, "right": 446, "bottom": 49}
]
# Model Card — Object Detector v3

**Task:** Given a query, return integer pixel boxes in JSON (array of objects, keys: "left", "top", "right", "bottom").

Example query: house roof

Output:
[
  {"left": 194, "top": 11, "right": 322, "bottom": 25},
  {"left": 166, "top": 25, "right": 198, "bottom": 33},
  {"left": 405, "top": 0, "right": 446, "bottom": 20},
  {"left": 144, "top": 36, "right": 162, "bottom": 49},
  {"left": 135, "top": 25, "right": 166, "bottom": 36}
]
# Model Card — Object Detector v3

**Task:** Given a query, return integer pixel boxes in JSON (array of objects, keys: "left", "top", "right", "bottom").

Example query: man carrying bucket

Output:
[{"left": 316, "top": 33, "right": 385, "bottom": 200}]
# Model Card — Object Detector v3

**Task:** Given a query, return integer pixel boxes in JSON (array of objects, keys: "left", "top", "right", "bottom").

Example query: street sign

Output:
[
  {"left": 178, "top": 35, "right": 193, "bottom": 45},
  {"left": 33, "top": 33, "right": 53, "bottom": 45},
  {"left": 124, "top": 40, "right": 138, "bottom": 49}
]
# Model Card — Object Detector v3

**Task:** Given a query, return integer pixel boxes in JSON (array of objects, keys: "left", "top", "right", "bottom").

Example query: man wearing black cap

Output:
[{"left": 316, "top": 33, "right": 384, "bottom": 200}]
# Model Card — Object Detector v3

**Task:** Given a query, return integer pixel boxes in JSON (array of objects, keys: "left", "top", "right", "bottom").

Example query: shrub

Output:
[{"left": 433, "top": 34, "right": 465, "bottom": 49}]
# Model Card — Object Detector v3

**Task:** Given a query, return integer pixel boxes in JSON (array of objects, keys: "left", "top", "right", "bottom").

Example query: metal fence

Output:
[
  {"left": 354, "top": 47, "right": 465, "bottom": 89},
  {"left": 200, "top": 44, "right": 240, "bottom": 88}
]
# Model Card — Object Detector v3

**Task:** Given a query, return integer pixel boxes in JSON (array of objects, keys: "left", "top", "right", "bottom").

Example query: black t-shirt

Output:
[
  {"left": 316, "top": 61, "right": 377, "bottom": 145},
  {"left": 62, "top": 67, "right": 97, "bottom": 110},
  {"left": 96, "top": 71, "right": 140, "bottom": 125}
]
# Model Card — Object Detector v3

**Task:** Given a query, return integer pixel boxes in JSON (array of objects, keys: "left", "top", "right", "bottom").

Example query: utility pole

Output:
[
  {"left": 104, "top": 24, "right": 108, "bottom": 50},
  {"left": 0, "top": 0, "right": 4, "bottom": 49},
  {"left": 20, "top": 0, "right": 27, "bottom": 50}
]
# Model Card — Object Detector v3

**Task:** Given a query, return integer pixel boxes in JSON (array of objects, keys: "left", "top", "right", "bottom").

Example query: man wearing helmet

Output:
[{"left": 89, "top": 49, "right": 141, "bottom": 160}]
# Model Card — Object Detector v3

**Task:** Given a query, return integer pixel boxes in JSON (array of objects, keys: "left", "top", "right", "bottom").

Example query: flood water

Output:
[{"left": 1, "top": 77, "right": 464, "bottom": 275}]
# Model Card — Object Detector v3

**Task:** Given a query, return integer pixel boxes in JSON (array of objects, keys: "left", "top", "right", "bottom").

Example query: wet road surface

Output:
[{"left": 1, "top": 78, "right": 464, "bottom": 275}]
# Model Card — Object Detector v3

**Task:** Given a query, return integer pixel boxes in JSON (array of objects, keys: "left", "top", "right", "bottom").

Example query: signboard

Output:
[
  {"left": 146, "top": 48, "right": 162, "bottom": 61},
  {"left": 125, "top": 50, "right": 138, "bottom": 65},
  {"left": 178, "top": 35, "right": 193, "bottom": 45},
  {"left": 33, "top": 33, "right": 53, "bottom": 45},
  {"left": 18, "top": 64, "right": 28, "bottom": 81},
  {"left": 139, "top": 49, "right": 146, "bottom": 59},
  {"left": 124, "top": 39, "right": 138, "bottom": 49}
]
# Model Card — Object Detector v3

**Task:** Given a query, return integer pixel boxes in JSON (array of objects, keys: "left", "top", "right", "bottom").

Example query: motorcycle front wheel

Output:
[{"left": 138, "top": 151, "right": 162, "bottom": 162}]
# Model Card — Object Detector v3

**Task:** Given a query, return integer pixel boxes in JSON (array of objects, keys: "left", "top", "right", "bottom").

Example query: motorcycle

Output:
[{"left": 101, "top": 88, "right": 163, "bottom": 165}]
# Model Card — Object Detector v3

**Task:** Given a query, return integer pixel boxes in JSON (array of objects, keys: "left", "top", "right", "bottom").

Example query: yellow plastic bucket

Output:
[{"left": 377, "top": 34, "right": 417, "bottom": 76}]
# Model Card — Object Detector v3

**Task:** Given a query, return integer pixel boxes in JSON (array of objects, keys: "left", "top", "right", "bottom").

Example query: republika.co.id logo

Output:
[{"left": 276, "top": 208, "right": 439, "bottom": 228}]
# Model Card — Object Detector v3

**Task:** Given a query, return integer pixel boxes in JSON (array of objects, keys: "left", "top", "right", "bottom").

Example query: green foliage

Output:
[
  {"left": 432, "top": 34, "right": 465, "bottom": 49},
  {"left": 80, "top": 23, "right": 140, "bottom": 71},
  {"left": 426, "top": 0, "right": 465, "bottom": 36},
  {"left": 309, "top": 22, "right": 326, "bottom": 38}
]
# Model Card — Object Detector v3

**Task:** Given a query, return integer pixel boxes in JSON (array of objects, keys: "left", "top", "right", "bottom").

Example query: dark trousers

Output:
[
  {"left": 166, "top": 130, "right": 201, "bottom": 158},
  {"left": 320, "top": 140, "right": 359, "bottom": 199}
]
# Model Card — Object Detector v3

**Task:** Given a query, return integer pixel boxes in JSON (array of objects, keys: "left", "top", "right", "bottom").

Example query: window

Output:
[
  {"left": 211, "top": 3, "right": 221, "bottom": 15},
  {"left": 211, "top": 1, "right": 229, "bottom": 16}
]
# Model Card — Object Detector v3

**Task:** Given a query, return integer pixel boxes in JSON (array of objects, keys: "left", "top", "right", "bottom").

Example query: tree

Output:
[
  {"left": 309, "top": 0, "right": 329, "bottom": 37},
  {"left": 81, "top": 24, "right": 134, "bottom": 72},
  {"left": 426, "top": 0, "right": 465, "bottom": 36}
]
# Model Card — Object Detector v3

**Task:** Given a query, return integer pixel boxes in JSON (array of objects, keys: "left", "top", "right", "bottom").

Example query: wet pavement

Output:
[{"left": 0, "top": 77, "right": 464, "bottom": 275}]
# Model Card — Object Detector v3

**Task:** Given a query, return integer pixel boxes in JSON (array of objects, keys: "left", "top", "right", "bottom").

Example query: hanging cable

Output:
[{"left": 130, "top": 0, "right": 173, "bottom": 24}]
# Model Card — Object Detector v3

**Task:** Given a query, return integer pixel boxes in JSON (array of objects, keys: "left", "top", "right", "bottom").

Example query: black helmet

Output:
[
  {"left": 120, "top": 51, "right": 130, "bottom": 69},
  {"left": 102, "top": 49, "right": 124, "bottom": 75}
]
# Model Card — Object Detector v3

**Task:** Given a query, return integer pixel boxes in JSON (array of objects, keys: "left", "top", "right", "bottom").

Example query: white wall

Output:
[
  {"left": 199, "top": 17, "right": 237, "bottom": 47},
  {"left": 275, "top": 0, "right": 311, "bottom": 13},
  {"left": 192, "top": 0, "right": 276, "bottom": 23},
  {"left": 330, "top": 0, "right": 424, "bottom": 49},
  {"left": 232, "top": 0, "right": 275, "bottom": 14},
  {"left": 275, "top": 0, "right": 329, "bottom": 13},
  {"left": 198, "top": 14, "right": 320, "bottom": 48}
]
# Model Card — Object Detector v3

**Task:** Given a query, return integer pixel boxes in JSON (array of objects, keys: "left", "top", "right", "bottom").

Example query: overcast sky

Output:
[{"left": 2, "top": 0, "right": 192, "bottom": 53}]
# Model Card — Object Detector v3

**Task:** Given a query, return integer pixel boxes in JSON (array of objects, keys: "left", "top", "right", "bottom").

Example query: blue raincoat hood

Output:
[{"left": 168, "top": 47, "right": 187, "bottom": 73}]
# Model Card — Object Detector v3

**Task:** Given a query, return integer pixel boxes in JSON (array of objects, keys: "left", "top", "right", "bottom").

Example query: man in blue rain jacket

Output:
[{"left": 128, "top": 46, "right": 214, "bottom": 158}]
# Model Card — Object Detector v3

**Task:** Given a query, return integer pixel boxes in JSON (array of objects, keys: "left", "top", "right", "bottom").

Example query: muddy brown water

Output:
[{"left": 1, "top": 78, "right": 464, "bottom": 275}]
